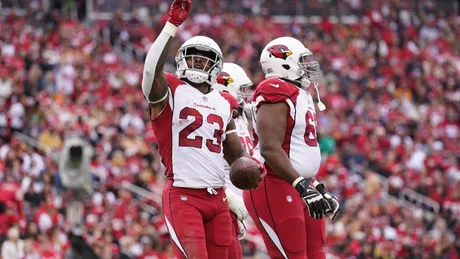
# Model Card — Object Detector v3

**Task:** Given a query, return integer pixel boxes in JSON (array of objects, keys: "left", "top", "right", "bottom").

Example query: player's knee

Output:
[
  {"left": 277, "top": 216, "right": 306, "bottom": 254},
  {"left": 178, "top": 209, "right": 204, "bottom": 236},
  {"left": 209, "top": 214, "right": 233, "bottom": 247},
  {"left": 211, "top": 232, "right": 232, "bottom": 248},
  {"left": 171, "top": 208, "right": 206, "bottom": 256}
]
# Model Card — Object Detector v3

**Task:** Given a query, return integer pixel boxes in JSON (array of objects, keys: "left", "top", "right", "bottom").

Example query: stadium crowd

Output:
[{"left": 0, "top": 0, "right": 459, "bottom": 258}]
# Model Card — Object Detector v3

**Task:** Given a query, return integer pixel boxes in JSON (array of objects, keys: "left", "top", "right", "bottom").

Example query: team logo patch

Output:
[
  {"left": 267, "top": 44, "right": 293, "bottom": 60},
  {"left": 217, "top": 71, "right": 234, "bottom": 86}
]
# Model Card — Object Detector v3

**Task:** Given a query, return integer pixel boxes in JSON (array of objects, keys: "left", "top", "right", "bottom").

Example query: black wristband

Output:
[{"left": 294, "top": 178, "right": 309, "bottom": 194}]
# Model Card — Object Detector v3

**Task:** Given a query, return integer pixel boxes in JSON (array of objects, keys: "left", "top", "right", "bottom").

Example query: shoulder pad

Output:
[
  {"left": 253, "top": 78, "right": 298, "bottom": 108},
  {"left": 220, "top": 91, "right": 239, "bottom": 112}
]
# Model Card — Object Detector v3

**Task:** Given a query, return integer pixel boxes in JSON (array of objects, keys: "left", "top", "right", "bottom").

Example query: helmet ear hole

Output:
[{"left": 282, "top": 64, "right": 291, "bottom": 70}]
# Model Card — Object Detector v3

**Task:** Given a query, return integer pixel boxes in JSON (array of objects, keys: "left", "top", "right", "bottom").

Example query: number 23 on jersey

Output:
[{"left": 178, "top": 107, "right": 224, "bottom": 153}]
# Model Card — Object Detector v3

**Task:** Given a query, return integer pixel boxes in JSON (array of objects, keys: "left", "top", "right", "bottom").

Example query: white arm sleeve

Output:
[{"left": 142, "top": 22, "right": 178, "bottom": 103}]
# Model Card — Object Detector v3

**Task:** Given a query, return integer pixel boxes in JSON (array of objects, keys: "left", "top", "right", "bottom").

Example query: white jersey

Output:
[
  {"left": 151, "top": 73, "right": 232, "bottom": 188},
  {"left": 252, "top": 78, "right": 321, "bottom": 178},
  {"left": 224, "top": 116, "right": 253, "bottom": 196}
]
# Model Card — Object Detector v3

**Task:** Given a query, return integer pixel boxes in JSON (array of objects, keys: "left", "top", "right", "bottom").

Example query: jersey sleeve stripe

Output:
[
  {"left": 284, "top": 98, "right": 295, "bottom": 120},
  {"left": 168, "top": 87, "right": 174, "bottom": 110}
]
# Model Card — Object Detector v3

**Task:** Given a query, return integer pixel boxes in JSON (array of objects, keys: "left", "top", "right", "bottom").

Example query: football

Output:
[{"left": 230, "top": 157, "right": 262, "bottom": 190}]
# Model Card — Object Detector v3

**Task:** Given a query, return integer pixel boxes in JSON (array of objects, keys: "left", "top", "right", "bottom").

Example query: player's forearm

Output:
[
  {"left": 224, "top": 119, "right": 250, "bottom": 165},
  {"left": 260, "top": 146, "right": 301, "bottom": 185},
  {"left": 224, "top": 146, "right": 249, "bottom": 166},
  {"left": 141, "top": 22, "right": 177, "bottom": 102}
]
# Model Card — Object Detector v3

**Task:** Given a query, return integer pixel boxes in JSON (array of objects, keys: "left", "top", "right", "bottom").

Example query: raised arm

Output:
[{"left": 141, "top": 0, "right": 191, "bottom": 107}]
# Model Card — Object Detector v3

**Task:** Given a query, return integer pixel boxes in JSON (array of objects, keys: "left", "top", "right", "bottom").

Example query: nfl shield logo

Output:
[
  {"left": 286, "top": 195, "right": 292, "bottom": 202},
  {"left": 203, "top": 96, "right": 208, "bottom": 102},
  {"left": 181, "top": 195, "right": 188, "bottom": 201}
]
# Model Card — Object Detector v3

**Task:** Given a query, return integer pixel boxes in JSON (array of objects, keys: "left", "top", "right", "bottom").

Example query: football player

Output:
[
  {"left": 213, "top": 63, "right": 256, "bottom": 259},
  {"left": 216, "top": 63, "right": 255, "bottom": 156},
  {"left": 243, "top": 37, "right": 340, "bottom": 259},
  {"left": 141, "top": 1, "right": 265, "bottom": 258}
]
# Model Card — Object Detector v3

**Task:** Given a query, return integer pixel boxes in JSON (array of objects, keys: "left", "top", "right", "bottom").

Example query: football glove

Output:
[
  {"left": 247, "top": 156, "right": 267, "bottom": 184},
  {"left": 313, "top": 179, "right": 340, "bottom": 220},
  {"left": 168, "top": 0, "right": 192, "bottom": 27},
  {"left": 237, "top": 221, "right": 247, "bottom": 240},
  {"left": 294, "top": 178, "right": 329, "bottom": 220},
  {"left": 225, "top": 188, "right": 248, "bottom": 221}
]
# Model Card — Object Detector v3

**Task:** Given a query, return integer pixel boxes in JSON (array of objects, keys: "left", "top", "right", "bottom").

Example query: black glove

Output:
[
  {"left": 295, "top": 178, "right": 330, "bottom": 219},
  {"left": 314, "top": 181, "right": 340, "bottom": 220}
]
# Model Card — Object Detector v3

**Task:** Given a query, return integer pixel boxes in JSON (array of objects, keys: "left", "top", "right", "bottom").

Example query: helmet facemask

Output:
[
  {"left": 239, "top": 83, "right": 253, "bottom": 103},
  {"left": 296, "top": 53, "right": 327, "bottom": 111},
  {"left": 296, "top": 53, "right": 321, "bottom": 88},
  {"left": 176, "top": 45, "right": 223, "bottom": 85}
]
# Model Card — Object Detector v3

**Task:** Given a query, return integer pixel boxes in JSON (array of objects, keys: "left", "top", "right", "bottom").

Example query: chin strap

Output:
[
  {"left": 313, "top": 82, "right": 326, "bottom": 111},
  {"left": 300, "top": 78, "right": 326, "bottom": 112}
]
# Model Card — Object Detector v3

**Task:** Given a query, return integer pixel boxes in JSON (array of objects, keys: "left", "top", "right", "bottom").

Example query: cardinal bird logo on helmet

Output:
[
  {"left": 267, "top": 45, "right": 293, "bottom": 60},
  {"left": 216, "top": 71, "right": 234, "bottom": 86}
]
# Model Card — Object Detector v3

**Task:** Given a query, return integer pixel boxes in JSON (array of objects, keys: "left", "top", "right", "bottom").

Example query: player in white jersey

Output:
[
  {"left": 242, "top": 37, "right": 340, "bottom": 259},
  {"left": 141, "top": 1, "right": 265, "bottom": 258},
  {"left": 216, "top": 63, "right": 255, "bottom": 157},
  {"left": 213, "top": 62, "right": 256, "bottom": 259}
]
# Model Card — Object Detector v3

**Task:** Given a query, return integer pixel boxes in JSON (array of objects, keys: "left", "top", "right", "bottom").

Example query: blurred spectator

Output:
[
  {"left": 138, "top": 236, "right": 160, "bottom": 259},
  {"left": 22, "top": 238, "right": 40, "bottom": 259},
  {"left": 1, "top": 227, "right": 24, "bottom": 259}
]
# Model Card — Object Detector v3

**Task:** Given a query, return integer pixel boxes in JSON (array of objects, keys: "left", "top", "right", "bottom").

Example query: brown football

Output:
[{"left": 230, "top": 157, "right": 262, "bottom": 190}]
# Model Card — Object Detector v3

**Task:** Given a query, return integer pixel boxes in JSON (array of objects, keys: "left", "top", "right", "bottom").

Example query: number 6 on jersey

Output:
[{"left": 304, "top": 110, "right": 317, "bottom": 147}]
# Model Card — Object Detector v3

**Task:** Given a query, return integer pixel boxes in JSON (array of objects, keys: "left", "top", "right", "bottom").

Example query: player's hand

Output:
[
  {"left": 168, "top": 0, "right": 192, "bottom": 27},
  {"left": 312, "top": 180, "right": 340, "bottom": 220},
  {"left": 247, "top": 157, "right": 267, "bottom": 184},
  {"left": 322, "top": 192, "right": 340, "bottom": 220},
  {"left": 295, "top": 178, "right": 329, "bottom": 219},
  {"left": 225, "top": 188, "right": 248, "bottom": 221},
  {"left": 237, "top": 221, "right": 247, "bottom": 240}
]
